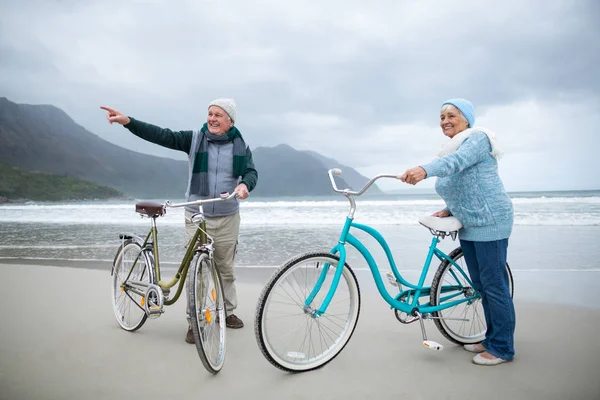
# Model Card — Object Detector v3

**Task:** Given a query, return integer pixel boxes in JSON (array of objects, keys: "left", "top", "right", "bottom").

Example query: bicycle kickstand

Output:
[{"left": 414, "top": 311, "right": 444, "bottom": 351}]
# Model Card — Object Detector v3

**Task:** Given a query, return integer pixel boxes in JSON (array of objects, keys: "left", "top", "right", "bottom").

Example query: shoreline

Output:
[
  {"left": 3, "top": 257, "right": 600, "bottom": 312},
  {"left": 1, "top": 188, "right": 599, "bottom": 204}
]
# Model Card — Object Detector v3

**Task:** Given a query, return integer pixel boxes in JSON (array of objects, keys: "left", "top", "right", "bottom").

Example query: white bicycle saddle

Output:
[{"left": 418, "top": 215, "right": 463, "bottom": 234}]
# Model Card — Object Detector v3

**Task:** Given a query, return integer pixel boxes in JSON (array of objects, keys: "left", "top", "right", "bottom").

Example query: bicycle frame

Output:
[
  {"left": 112, "top": 194, "right": 234, "bottom": 374},
  {"left": 121, "top": 216, "right": 209, "bottom": 306},
  {"left": 306, "top": 170, "right": 477, "bottom": 317},
  {"left": 119, "top": 192, "right": 236, "bottom": 308}
]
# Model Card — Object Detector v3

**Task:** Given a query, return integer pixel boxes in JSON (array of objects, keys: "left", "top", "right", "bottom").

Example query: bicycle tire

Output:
[
  {"left": 188, "top": 253, "right": 227, "bottom": 374},
  {"left": 111, "top": 240, "right": 153, "bottom": 331},
  {"left": 430, "top": 246, "right": 514, "bottom": 345},
  {"left": 254, "top": 252, "right": 361, "bottom": 372}
]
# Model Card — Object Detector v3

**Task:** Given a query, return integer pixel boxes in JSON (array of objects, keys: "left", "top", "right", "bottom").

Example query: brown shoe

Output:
[
  {"left": 185, "top": 326, "right": 195, "bottom": 344},
  {"left": 225, "top": 314, "right": 244, "bottom": 329}
]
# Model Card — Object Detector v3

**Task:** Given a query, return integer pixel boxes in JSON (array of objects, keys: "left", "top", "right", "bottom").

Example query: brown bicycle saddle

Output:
[{"left": 135, "top": 201, "right": 166, "bottom": 217}]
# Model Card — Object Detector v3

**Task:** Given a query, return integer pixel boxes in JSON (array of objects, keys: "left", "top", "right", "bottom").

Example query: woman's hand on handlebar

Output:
[{"left": 400, "top": 167, "right": 427, "bottom": 185}]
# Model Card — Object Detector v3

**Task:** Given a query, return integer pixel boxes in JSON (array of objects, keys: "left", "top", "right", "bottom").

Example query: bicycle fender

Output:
[
  {"left": 112, "top": 233, "right": 146, "bottom": 275},
  {"left": 118, "top": 233, "right": 145, "bottom": 244}
]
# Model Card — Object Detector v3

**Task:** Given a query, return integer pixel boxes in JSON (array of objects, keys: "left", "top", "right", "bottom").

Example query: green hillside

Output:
[{"left": 0, "top": 164, "right": 124, "bottom": 202}]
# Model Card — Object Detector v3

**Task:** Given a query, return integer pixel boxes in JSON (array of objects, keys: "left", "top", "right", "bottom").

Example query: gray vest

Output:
[{"left": 186, "top": 131, "right": 240, "bottom": 217}]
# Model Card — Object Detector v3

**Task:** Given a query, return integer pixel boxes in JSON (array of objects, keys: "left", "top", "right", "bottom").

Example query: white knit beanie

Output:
[{"left": 208, "top": 98, "right": 236, "bottom": 122}]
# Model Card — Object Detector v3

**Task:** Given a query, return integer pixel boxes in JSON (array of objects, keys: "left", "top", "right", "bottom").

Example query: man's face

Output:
[{"left": 207, "top": 106, "right": 233, "bottom": 135}]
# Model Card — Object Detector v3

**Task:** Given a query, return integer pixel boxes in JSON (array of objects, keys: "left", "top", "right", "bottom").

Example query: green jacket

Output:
[{"left": 125, "top": 118, "right": 258, "bottom": 216}]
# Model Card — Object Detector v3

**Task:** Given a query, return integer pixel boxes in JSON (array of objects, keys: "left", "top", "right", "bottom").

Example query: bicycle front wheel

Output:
[
  {"left": 430, "top": 247, "right": 514, "bottom": 345},
  {"left": 188, "top": 253, "right": 226, "bottom": 374},
  {"left": 111, "top": 240, "right": 153, "bottom": 331},
  {"left": 254, "top": 252, "right": 361, "bottom": 372}
]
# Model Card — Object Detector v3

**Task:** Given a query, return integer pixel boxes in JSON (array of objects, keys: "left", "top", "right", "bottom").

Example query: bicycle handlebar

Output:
[
  {"left": 328, "top": 168, "right": 402, "bottom": 196},
  {"left": 164, "top": 191, "right": 238, "bottom": 209}
]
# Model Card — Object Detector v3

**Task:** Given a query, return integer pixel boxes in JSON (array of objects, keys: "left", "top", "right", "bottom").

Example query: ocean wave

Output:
[
  {"left": 0, "top": 245, "right": 115, "bottom": 250},
  {"left": 243, "top": 199, "right": 447, "bottom": 208},
  {"left": 1, "top": 197, "right": 599, "bottom": 226},
  {"left": 512, "top": 197, "right": 600, "bottom": 204},
  {"left": 0, "top": 214, "right": 599, "bottom": 226},
  {"left": 0, "top": 203, "right": 132, "bottom": 211},
  {"left": 2, "top": 196, "right": 598, "bottom": 211}
]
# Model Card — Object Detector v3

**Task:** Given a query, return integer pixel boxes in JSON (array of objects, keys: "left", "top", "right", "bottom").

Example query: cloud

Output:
[
  {"left": 1, "top": 0, "right": 598, "bottom": 190},
  {"left": 361, "top": 98, "right": 600, "bottom": 191}
]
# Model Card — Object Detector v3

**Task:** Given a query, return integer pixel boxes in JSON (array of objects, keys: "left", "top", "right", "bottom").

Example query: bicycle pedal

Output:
[
  {"left": 423, "top": 340, "right": 443, "bottom": 351},
  {"left": 144, "top": 285, "right": 164, "bottom": 319},
  {"left": 386, "top": 271, "right": 399, "bottom": 287}
]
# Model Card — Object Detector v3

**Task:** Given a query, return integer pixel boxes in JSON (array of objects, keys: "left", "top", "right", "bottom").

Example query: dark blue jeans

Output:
[{"left": 460, "top": 238, "right": 515, "bottom": 360}]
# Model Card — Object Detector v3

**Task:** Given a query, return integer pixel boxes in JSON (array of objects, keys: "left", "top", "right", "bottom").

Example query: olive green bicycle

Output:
[{"left": 111, "top": 192, "right": 237, "bottom": 374}]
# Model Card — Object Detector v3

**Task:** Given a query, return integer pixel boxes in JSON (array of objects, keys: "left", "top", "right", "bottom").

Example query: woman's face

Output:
[
  {"left": 440, "top": 105, "right": 469, "bottom": 138},
  {"left": 207, "top": 106, "right": 233, "bottom": 135}
]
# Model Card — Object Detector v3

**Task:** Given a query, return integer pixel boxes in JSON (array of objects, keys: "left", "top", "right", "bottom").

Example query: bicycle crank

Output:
[
  {"left": 394, "top": 309, "right": 418, "bottom": 324},
  {"left": 143, "top": 284, "right": 165, "bottom": 319}
]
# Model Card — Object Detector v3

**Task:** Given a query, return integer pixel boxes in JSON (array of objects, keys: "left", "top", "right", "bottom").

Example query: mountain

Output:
[
  {"left": 251, "top": 144, "right": 352, "bottom": 197},
  {"left": 302, "top": 150, "right": 383, "bottom": 194},
  {"left": 0, "top": 97, "right": 383, "bottom": 199},
  {"left": 0, "top": 97, "right": 187, "bottom": 199}
]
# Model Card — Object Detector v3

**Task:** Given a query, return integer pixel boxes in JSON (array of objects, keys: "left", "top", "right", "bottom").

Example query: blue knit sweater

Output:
[{"left": 421, "top": 131, "right": 514, "bottom": 241}]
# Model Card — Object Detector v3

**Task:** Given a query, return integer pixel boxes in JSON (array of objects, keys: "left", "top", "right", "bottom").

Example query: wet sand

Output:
[{"left": 1, "top": 262, "right": 599, "bottom": 400}]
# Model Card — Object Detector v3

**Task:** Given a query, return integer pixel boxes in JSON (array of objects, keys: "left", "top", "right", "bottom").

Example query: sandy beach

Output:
[{"left": 1, "top": 262, "right": 599, "bottom": 400}]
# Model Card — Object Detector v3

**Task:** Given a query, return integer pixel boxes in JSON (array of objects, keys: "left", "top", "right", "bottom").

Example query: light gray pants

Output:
[{"left": 185, "top": 210, "right": 240, "bottom": 320}]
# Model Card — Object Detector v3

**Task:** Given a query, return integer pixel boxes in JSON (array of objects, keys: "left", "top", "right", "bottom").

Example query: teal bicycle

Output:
[{"left": 254, "top": 169, "right": 513, "bottom": 372}]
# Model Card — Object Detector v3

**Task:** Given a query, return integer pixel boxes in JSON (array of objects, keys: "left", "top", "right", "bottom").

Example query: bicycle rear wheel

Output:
[
  {"left": 188, "top": 253, "right": 226, "bottom": 374},
  {"left": 430, "top": 246, "right": 514, "bottom": 345},
  {"left": 111, "top": 241, "right": 153, "bottom": 331},
  {"left": 254, "top": 252, "right": 361, "bottom": 372}
]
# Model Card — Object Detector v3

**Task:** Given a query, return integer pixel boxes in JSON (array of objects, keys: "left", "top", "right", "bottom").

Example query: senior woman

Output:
[{"left": 400, "top": 99, "right": 515, "bottom": 366}]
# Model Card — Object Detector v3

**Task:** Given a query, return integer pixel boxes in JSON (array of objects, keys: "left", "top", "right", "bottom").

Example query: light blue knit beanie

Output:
[{"left": 442, "top": 98, "right": 475, "bottom": 128}]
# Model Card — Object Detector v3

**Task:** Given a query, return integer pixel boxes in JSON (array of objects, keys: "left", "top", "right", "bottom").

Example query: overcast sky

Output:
[{"left": 1, "top": 0, "right": 599, "bottom": 192}]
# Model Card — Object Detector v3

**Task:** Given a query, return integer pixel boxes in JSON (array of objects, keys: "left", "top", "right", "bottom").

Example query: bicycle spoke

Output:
[
  {"left": 190, "top": 256, "right": 226, "bottom": 373},
  {"left": 111, "top": 242, "right": 149, "bottom": 331},
  {"left": 256, "top": 253, "right": 360, "bottom": 372}
]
